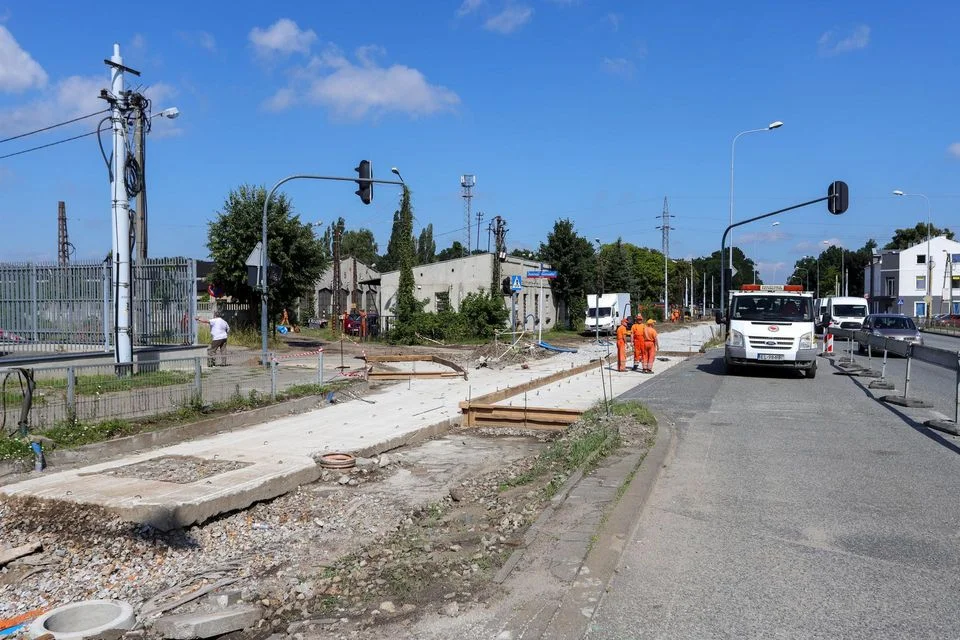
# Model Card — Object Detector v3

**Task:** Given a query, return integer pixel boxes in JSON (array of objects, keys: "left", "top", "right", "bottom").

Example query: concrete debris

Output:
[
  {"left": 206, "top": 590, "right": 241, "bottom": 609},
  {"left": 441, "top": 601, "right": 461, "bottom": 617},
  {"left": 377, "top": 454, "right": 391, "bottom": 468},
  {"left": 152, "top": 604, "right": 262, "bottom": 639},
  {"left": 379, "top": 601, "right": 397, "bottom": 614},
  {"left": 0, "top": 541, "right": 42, "bottom": 567}
]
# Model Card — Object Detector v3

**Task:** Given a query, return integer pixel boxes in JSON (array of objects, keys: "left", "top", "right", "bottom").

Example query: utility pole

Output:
[
  {"left": 460, "top": 174, "right": 475, "bottom": 258},
  {"left": 102, "top": 44, "right": 140, "bottom": 370},
  {"left": 57, "top": 201, "right": 69, "bottom": 265},
  {"left": 656, "top": 197, "right": 674, "bottom": 320},
  {"left": 475, "top": 210, "right": 484, "bottom": 254},
  {"left": 491, "top": 216, "right": 507, "bottom": 294},
  {"left": 131, "top": 93, "right": 149, "bottom": 262}
]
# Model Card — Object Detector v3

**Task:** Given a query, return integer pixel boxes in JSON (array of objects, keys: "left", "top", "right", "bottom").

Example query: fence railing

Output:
[
  {"left": 0, "top": 258, "right": 196, "bottom": 355},
  {"left": 827, "top": 327, "right": 960, "bottom": 426},
  {"left": 1, "top": 347, "right": 354, "bottom": 437}
]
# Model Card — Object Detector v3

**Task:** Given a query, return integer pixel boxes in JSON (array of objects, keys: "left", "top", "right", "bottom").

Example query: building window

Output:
[
  {"left": 435, "top": 291, "right": 450, "bottom": 313},
  {"left": 917, "top": 254, "right": 926, "bottom": 264},
  {"left": 885, "top": 277, "right": 895, "bottom": 297},
  {"left": 915, "top": 301, "right": 926, "bottom": 318},
  {"left": 916, "top": 275, "right": 926, "bottom": 290},
  {"left": 952, "top": 275, "right": 960, "bottom": 291}
]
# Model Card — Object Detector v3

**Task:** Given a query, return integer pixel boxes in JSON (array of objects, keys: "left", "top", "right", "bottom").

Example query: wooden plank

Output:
[
  {"left": 368, "top": 371, "right": 463, "bottom": 380},
  {"left": 365, "top": 354, "right": 435, "bottom": 363},
  {"left": 461, "top": 402, "right": 584, "bottom": 431},
  {"left": 468, "top": 355, "right": 611, "bottom": 406}
]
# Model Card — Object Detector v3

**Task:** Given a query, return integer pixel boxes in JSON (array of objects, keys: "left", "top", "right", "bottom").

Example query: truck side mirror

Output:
[{"left": 714, "top": 310, "right": 723, "bottom": 325}]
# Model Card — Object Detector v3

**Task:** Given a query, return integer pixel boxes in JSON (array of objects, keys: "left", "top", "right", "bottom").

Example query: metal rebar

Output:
[{"left": 270, "top": 359, "right": 278, "bottom": 400}]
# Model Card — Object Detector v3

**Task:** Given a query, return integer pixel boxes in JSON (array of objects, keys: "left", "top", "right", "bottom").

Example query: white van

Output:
[
  {"left": 720, "top": 284, "right": 818, "bottom": 378},
  {"left": 822, "top": 296, "right": 869, "bottom": 331}
]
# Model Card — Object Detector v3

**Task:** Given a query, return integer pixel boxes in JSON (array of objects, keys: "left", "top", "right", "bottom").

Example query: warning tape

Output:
[{"left": 271, "top": 348, "right": 324, "bottom": 362}]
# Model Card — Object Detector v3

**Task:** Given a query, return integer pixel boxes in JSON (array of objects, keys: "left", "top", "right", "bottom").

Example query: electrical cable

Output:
[
  {"left": 96, "top": 116, "right": 113, "bottom": 178},
  {"left": 0, "top": 109, "right": 109, "bottom": 145},
  {"left": 124, "top": 153, "right": 142, "bottom": 197},
  {"left": 0, "top": 129, "right": 99, "bottom": 161}
]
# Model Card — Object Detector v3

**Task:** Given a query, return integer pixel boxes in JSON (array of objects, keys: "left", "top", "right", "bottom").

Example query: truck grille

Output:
[{"left": 748, "top": 336, "right": 794, "bottom": 350}]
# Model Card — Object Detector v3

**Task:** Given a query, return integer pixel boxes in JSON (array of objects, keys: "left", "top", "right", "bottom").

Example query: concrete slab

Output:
[
  {"left": 151, "top": 605, "right": 262, "bottom": 639},
  {"left": 1, "top": 327, "right": 711, "bottom": 530},
  {"left": 881, "top": 395, "right": 933, "bottom": 408}
]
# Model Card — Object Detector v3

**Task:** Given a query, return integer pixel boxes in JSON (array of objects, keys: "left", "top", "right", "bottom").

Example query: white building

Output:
[
  {"left": 379, "top": 254, "right": 560, "bottom": 331},
  {"left": 864, "top": 235, "right": 960, "bottom": 317}
]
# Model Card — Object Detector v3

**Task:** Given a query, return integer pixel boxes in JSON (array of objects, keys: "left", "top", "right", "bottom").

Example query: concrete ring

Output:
[{"left": 29, "top": 599, "right": 135, "bottom": 640}]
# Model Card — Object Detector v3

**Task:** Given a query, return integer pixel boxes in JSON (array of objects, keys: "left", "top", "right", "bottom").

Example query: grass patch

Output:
[
  {"left": 198, "top": 324, "right": 281, "bottom": 350},
  {"left": 699, "top": 327, "right": 725, "bottom": 352},
  {"left": 42, "top": 418, "right": 136, "bottom": 448},
  {"left": 0, "top": 437, "right": 32, "bottom": 462}
]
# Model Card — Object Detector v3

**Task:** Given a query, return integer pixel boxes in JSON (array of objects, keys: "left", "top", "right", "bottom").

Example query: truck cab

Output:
[
  {"left": 585, "top": 293, "right": 631, "bottom": 335},
  {"left": 720, "top": 284, "right": 818, "bottom": 378}
]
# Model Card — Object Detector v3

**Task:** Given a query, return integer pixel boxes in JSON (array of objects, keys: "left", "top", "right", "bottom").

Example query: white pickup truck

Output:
[{"left": 719, "top": 284, "right": 819, "bottom": 379}]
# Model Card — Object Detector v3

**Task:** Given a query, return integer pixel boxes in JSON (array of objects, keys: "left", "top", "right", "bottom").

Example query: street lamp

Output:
[
  {"left": 793, "top": 267, "right": 809, "bottom": 290},
  {"left": 729, "top": 120, "right": 784, "bottom": 273},
  {"left": 594, "top": 238, "right": 603, "bottom": 344},
  {"left": 893, "top": 189, "right": 933, "bottom": 320}
]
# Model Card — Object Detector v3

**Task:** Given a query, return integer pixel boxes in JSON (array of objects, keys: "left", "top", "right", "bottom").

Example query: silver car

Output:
[{"left": 857, "top": 314, "right": 923, "bottom": 353}]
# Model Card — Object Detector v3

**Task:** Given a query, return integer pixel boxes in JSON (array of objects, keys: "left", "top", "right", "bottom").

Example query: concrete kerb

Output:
[
  {"left": 541, "top": 411, "right": 675, "bottom": 639},
  {"left": 925, "top": 419, "right": 960, "bottom": 436}
]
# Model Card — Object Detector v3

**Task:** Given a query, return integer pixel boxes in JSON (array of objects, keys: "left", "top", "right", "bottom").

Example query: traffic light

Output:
[
  {"left": 355, "top": 160, "right": 373, "bottom": 205},
  {"left": 502, "top": 277, "right": 512, "bottom": 296},
  {"left": 828, "top": 180, "right": 848, "bottom": 215}
]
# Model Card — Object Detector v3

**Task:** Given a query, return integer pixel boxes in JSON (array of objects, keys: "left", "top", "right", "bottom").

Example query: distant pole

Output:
[
  {"left": 657, "top": 197, "right": 673, "bottom": 320},
  {"left": 134, "top": 102, "right": 148, "bottom": 262},
  {"left": 475, "top": 210, "right": 484, "bottom": 253}
]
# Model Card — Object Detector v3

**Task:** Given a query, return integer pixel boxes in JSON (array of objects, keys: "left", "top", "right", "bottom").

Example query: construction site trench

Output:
[{"left": 0, "top": 324, "right": 716, "bottom": 639}]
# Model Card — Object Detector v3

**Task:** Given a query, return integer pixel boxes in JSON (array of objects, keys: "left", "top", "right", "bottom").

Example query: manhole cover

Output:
[{"left": 103, "top": 455, "right": 250, "bottom": 484}]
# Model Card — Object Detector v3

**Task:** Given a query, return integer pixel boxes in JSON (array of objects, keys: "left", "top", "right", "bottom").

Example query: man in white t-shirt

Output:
[{"left": 197, "top": 310, "right": 230, "bottom": 366}]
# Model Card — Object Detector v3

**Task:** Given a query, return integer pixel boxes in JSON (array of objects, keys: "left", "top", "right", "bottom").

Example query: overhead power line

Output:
[
  {"left": 0, "top": 109, "right": 109, "bottom": 145},
  {"left": 0, "top": 128, "right": 103, "bottom": 161}
]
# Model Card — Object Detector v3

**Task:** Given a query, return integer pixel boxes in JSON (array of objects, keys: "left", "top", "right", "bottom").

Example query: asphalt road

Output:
[{"left": 586, "top": 350, "right": 960, "bottom": 639}]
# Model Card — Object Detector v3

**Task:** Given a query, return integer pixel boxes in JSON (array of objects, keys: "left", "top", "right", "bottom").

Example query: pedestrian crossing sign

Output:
[{"left": 510, "top": 275, "right": 523, "bottom": 292}]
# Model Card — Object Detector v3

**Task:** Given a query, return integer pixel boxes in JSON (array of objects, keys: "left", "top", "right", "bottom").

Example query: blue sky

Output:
[{"left": 0, "top": 1, "right": 957, "bottom": 281}]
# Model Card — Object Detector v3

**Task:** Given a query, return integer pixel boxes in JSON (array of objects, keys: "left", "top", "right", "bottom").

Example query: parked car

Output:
[
  {"left": 934, "top": 314, "right": 960, "bottom": 328},
  {"left": 857, "top": 314, "right": 923, "bottom": 353}
]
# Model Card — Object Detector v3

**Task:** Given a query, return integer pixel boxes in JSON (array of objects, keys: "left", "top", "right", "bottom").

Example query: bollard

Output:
[
  {"left": 194, "top": 357, "right": 203, "bottom": 401},
  {"left": 881, "top": 347, "right": 888, "bottom": 380},
  {"left": 66, "top": 366, "right": 76, "bottom": 421},
  {"left": 903, "top": 350, "right": 912, "bottom": 399},
  {"left": 317, "top": 350, "right": 324, "bottom": 386},
  {"left": 271, "top": 359, "right": 278, "bottom": 400}
]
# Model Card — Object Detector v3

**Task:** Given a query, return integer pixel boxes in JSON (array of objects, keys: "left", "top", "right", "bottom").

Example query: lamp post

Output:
[
  {"left": 728, "top": 121, "right": 784, "bottom": 274},
  {"left": 594, "top": 238, "right": 602, "bottom": 344},
  {"left": 792, "top": 267, "right": 809, "bottom": 290},
  {"left": 893, "top": 190, "right": 933, "bottom": 320},
  {"left": 259, "top": 167, "right": 404, "bottom": 364}
]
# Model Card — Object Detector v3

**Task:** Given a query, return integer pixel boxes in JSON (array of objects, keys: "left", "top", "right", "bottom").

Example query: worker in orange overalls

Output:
[
  {"left": 642, "top": 318, "right": 660, "bottom": 373},
  {"left": 615, "top": 318, "right": 629, "bottom": 372},
  {"left": 630, "top": 313, "right": 645, "bottom": 371}
]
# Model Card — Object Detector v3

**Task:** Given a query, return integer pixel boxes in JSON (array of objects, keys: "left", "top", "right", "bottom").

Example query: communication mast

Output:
[
  {"left": 57, "top": 201, "right": 70, "bottom": 265},
  {"left": 460, "top": 174, "right": 476, "bottom": 257}
]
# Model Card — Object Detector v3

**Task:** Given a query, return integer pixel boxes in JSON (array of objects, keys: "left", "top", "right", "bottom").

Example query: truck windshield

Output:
[
  {"left": 834, "top": 304, "right": 867, "bottom": 317},
  {"left": 732, "top": 296, "right": 813, "bottom": 322},
  {"left": 587, "top": 308, "right": 612, "bottom": 318}
]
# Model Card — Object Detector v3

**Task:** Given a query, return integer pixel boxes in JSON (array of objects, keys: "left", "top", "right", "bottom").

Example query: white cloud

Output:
[
  {"left": 948, "top": 142, "right": 960, "bottom": 159},
  {"left": 456, "top": 0, "right": 484, "bottom": 17},
  {"left": 0, "top": 25, "right": 47, "bottom": 92},
  {"left": 818, "top": 24, "right": 870, "bottom": 56},
  {"left": 249, "top": 18, "right": 316, "bottom": 57},
  {"left": 178, "top": 30, "right": 217, "bottom": 53},
  {"left": 264, "top": 45, "right": 460, "bottom": 119},
  {"left": 0, "top": 75, "right": 104, "bottom": 135},
  {"left": 602, "top": 57, "right": 634, "bottom": 78},
  {"left": 740, "top": 229, "right": 788, "bottom": 244},
  {"left": 130, "top": 33, "right": 146, "bottom": 52},
  {"left": 605, "top": 12, "right": 622, "bottom": 32},
  {"left": 484, "top": 6, "right": 534, "bottom": 34}
]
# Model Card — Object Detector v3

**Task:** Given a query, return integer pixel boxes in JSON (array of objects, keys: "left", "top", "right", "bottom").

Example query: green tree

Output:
[
  {"left": 459, "top": 290, "right": 509, "bottom": 338},
  {"left": 378, "top": 211, "right": 405, "bottom": 272},
  {"left": 539, "top": 219, "right": 596, "bottom": 329},
  {"left": 207, "top": 184, "right": 326, "bottom": 321},
  {"left": 416, "top": 224, "right": 436, "bottom": 265},
  {"left": 437, "top": 241, "right": 467, "bottom": 262},
  {"left": 341, "top": 228, "right": 379, "bottom": 266},
  {"left": 509, "top": 248, "right": 540, "bottom": 261},
  {"left": 884, "top": 222, "right": 954, "bottom": 250},
  {"left": 601, "top": 238, "right": 638, "bottom": 299},
  {"left": 394, "top": 187, "right": 419, "bottom": 325}
]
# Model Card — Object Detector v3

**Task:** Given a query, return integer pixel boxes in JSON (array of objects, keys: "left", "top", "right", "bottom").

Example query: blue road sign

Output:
[
  {"left": 526, "top": 269, "right": 558, "bottom": 278},
  {"left": 897, "top": 298, "right": 904, "bottom": 306},
  {"left": 510, "top": 275, "right": 522, "bottom": 292}
]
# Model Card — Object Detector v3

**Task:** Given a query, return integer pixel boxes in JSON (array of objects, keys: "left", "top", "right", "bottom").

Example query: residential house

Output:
[{"left": 863, "top": 235, "right": 960, "bottom": 317}]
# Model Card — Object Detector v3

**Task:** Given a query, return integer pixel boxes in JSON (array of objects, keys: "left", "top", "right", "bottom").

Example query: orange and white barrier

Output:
[{"left": 824, "top": 333, "right": 834, "bottom": 354}]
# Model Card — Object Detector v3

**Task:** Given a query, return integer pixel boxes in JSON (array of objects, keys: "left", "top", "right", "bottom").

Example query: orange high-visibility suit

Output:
[
  {"left": 631, "top": 315, "right": 644, "bottom": 370},
  {"left": 616, "top": 320, "right": 629, "bottom": 372},
  {"left": 643, "top": 319, "right": 659, "bottom": 373}
]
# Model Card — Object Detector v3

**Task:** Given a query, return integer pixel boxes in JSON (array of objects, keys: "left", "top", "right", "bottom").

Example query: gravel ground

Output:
[{"left": 101, "top": 456, "right": 251, "bottom": 484}]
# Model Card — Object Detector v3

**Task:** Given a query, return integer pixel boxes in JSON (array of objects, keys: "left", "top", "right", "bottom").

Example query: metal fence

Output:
[
  {"left": 0, "top": 348, "right": 355, "bottom": 436},
  {"left": 0, "top": 258, "right": 196, "bottom": 355},
  {"left": 827, "top": 327, "right": 960, "bottom": 427}
]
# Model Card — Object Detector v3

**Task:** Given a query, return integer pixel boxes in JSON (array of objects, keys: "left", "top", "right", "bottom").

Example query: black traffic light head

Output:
[
  {"left": 501, "top": 277, "right": 512, "bottom": 296},
  {"left": 828, "top": 180, "right": 848, "bottom": 215},
  {"left": 355, "top": 160, "right": 373, "bottom": 205}
]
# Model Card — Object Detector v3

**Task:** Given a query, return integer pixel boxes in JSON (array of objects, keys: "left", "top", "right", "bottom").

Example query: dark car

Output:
[{"left": 857, "top": 314, "right": 923, "bottom": 353}]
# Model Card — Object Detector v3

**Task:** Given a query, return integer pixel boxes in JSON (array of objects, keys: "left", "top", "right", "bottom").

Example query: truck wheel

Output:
[{"left": 806, "top": 363, "right": 817, "bottom": 379}]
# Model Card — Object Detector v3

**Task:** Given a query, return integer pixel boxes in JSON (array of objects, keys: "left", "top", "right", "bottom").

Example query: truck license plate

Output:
[{"left": 757, "top": 353, "right": 784, "bottom": 361}]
